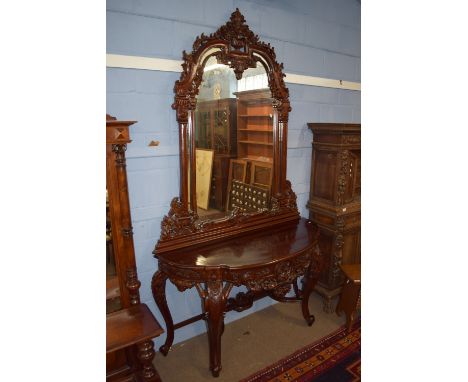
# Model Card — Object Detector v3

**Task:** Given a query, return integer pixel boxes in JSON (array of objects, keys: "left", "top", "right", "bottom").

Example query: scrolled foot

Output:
[
  {"left": 159, "top": 344, "right": 170, "bottom": 356},
  {"left": 305, "top": 314, "right": 315, "bottom": 327}
]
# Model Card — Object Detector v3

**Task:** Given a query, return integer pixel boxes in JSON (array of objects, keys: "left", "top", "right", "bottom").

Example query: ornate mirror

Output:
[{"left": 156, "top": 9, "right": 299, "bottom": 253}]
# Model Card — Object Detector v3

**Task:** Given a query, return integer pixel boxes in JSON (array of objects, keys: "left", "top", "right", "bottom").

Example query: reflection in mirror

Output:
[
  {"left": 193, "top": 56, "right": 273, "bottom": 221},
  {"left": 106, "top": 188, "right": 121, "bottom": 313}
]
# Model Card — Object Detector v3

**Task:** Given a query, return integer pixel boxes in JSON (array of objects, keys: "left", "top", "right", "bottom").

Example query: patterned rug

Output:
[{"left": 240, "top": 321, "right": 361, "bottom": 382}]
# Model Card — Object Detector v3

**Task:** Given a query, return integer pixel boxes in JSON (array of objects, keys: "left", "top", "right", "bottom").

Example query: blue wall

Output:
[{"left": 106, "top": 0, "right": 360, "bottom": 344}]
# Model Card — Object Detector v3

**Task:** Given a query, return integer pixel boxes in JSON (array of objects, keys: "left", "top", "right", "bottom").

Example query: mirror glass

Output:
[
  {"left": 106, "top": 188, "right": 121, "bottom": 313},
  {"left": 193, "top": 55, "right": 274, "bottom": 221}
]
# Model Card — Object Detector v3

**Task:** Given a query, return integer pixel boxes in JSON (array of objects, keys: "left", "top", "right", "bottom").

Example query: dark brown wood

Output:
[
  {"left": 153, "top": 218, "right": 323, "bottom": 377},
  {"left": 151, "top": 9, "right": 325, "bottom": 378},
  {"left": 107, "top": 115, "right": 164, "bottom": 382},
  {"left": 307, "top": 123, "right": 361, "bottom": 313},
  {"left": 106, "top": 304, "right": 164, "bottom": 353},
  {"left": 156, "top": 8, "right": 298, "bottom": 254},
  {"left": 151, "top": 271, "right": 174, "bottom": 356},
  {"left": 336, "top": 264, "right": 361, "bottom": 333}
]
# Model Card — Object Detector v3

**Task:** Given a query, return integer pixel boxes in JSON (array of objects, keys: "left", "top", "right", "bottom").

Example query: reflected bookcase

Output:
[{"left": 195, "top": 99, "right": 237, "bottom": 210}]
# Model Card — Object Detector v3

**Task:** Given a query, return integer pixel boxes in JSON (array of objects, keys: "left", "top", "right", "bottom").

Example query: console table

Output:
[{"left": 152, "top": 218, "right": 322, "bottom": 377}]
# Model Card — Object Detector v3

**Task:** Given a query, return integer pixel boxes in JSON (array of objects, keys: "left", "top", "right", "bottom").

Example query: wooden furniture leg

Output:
[
  {"left": 335, "top": 264, "right": 361, "bottom": 333},
  {"left": 137, "top": 340, "right": 161, "bottom": 382},
  {"left": 301, "top": 270, "right": 318, "bottom": 326},
  {"left": 336, "top": 279, "right": 361, "bottom": 333},
  {"left": 151, "top": 271, "right": 174, "bottom": 355},
  {"left": 301, "top": 244, "right": 323, "bottom": 326},
  {"left": 197, "top": 281, "right": 232, "bottom": 377}
]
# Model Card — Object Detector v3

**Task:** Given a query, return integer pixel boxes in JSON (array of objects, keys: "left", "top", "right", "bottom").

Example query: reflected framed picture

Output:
[{"left": 195, "top": 148, "right": 214, "bottom": 210}]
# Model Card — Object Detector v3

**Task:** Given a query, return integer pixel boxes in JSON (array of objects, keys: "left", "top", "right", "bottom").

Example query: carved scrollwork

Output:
[
  {"left": 160, "top": 197, "right": 198, "bottom": 240},
  {"left": 228, "top": 249, "right": 314, "bottom": 292},
  {"left": 270, "top": 284, "right": 292, "bottom": 299},
  {"left": 336, "top": 150, "right": 349, "bottom": 205},
  {"left": 172, "top": 8, "right": 290, "bottom": 125},
  {"left": 331, "top": 217, "right": 345, "bottom": 285},
  {"left": 112, "top": 144, "right": 127, "bottom": 167},
  {"left": 158, "top": 261, "right": 201, "bottom": 292},
  {"left": 270, "top": 180, "right": 297, "bottom": 214},
  {"left": 226, "top": 291, "right": 256, "bottom": 312}
]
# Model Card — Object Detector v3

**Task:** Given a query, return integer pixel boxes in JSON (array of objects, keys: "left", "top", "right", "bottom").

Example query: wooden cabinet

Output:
[
  {"left": 195, "top": 99, "right": 237, "bottom": 210},
  {"left": 306, "top": 123, "right": 361, "bottom": 313},
  {"left": 106, "top": 114, "right": 163, "bottom": 382}
]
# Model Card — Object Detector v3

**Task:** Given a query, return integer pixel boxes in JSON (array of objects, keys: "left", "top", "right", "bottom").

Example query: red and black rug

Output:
[{"left": 240, "top": 321, "right": 361, "bottom": 382}]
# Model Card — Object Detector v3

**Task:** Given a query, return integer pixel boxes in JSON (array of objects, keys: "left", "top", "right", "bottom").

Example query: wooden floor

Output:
[{"left": 153, "top": 293, "right": 345, "bottom": 382}]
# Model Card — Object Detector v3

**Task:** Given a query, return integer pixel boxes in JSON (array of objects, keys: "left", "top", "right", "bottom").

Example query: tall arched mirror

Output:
[
  {"left": 157, "top": 9, "right": 299, "bottom": 253},
  {"left": 193, "top": 55, "right": 273, "bottom": 221}
]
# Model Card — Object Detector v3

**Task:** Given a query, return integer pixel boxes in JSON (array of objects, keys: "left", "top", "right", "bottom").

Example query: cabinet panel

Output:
[{"left": 307, "top": 123, "right": 361, "bottom": 313}]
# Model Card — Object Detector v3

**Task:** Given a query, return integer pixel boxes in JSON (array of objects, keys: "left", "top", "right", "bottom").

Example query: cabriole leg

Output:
[
  {"left": 197, "top": 281, "right": 232, "bottom": 377},
  {"left": 151, "top": 270, "right": 174, "bottom": 356},
  {"left": 301, "top": 244, "right": 324, "bottom": 326}
]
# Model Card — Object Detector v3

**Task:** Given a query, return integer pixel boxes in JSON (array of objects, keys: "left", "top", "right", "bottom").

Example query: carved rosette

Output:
[{"left": 126, "top": 267, "right": 141, "bottom": 305}]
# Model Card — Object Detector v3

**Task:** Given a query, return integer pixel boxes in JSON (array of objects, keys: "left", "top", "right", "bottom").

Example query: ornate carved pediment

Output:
[{"left": 172, "top": 8, "right": 290, "bottom": 124}]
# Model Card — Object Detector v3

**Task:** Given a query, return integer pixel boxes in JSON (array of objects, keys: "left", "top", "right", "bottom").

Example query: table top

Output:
[
  {"left": 106, "top": 304, "right": 164, "bottom": 353},
  {"left": 156, "top": 218, "right": 319, "bottom": 270}
]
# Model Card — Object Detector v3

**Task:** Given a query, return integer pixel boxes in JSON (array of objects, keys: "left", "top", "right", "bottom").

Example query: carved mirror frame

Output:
[{"left": 156, "top": 9, "right": 299, "bottom": 253}]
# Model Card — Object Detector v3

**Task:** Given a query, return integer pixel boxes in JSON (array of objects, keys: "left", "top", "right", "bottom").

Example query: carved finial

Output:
[{"left": 231, "top": 8, "right": 245, "bottom": 27}]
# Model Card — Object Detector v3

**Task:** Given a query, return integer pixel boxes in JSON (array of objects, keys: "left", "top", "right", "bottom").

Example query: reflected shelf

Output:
[
  {"left": 238, "top": 114, "right": 273, "bottom": 118},
  {"left": 238, "top": 140, "right": 273, "bottom": 146},
  {"left": 238, "top": 128, "right": 272, "bottom": 132}
]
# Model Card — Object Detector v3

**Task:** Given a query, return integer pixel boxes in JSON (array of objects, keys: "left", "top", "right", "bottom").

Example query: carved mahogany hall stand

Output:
[{"left": 149, "top": 9, "right": 325, "bottom": 378}]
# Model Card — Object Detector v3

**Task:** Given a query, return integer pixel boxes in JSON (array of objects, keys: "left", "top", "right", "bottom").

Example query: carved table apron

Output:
[{"left": 151, "top": 218, "right": 323, "bottom": 377}]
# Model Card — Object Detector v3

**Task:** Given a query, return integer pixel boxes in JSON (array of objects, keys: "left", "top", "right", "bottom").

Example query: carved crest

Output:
[{"left": 172, "top": 8, "right": 290, "bottom": 124}]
